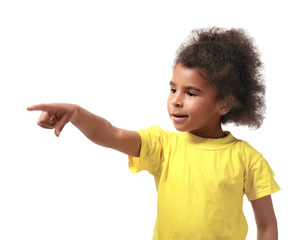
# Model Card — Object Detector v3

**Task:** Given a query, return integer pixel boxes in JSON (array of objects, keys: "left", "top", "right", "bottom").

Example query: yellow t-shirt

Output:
[{"left": 128, "top": 126, "right": 280, "bottom": 240}]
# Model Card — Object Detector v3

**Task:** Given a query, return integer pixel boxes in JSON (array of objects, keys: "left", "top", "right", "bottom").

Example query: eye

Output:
[
  {"left": 187, "top": 91, "right": 196, "bottom": 97},
  {"left": 170, "top": 88, "right": 176, "bottom": 93}
]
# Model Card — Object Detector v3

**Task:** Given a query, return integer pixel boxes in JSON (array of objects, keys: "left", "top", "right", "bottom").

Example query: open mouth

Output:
[
  {"left": 171, "top": 114, "right": 188, "bottom": 123},
  {"left": 173, "top": 114, "right": 188, "bottom": 118}
]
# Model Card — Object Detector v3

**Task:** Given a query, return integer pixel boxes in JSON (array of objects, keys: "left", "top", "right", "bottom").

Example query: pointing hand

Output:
[{"left": 27, "top": 103, "right": 79, "bottom": 137}]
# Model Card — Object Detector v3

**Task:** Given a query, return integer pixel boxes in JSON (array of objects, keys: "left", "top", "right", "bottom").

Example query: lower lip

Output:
[{"left": 172, "top": 115, "right": 188, "bottom": 122}]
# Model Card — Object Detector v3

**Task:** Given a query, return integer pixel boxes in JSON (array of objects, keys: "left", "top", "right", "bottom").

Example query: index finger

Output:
[{"left": 27, "top": 104, "right": 53, "bottom": 112}]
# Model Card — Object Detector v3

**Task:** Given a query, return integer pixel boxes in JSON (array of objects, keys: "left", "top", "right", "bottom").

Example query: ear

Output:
[{"left": 218, "top": 96, "right": 235, "bottom": 116}]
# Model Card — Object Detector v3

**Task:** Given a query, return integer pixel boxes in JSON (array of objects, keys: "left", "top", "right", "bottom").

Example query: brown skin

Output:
[
  {"left": 252, "top": 195, "right": 278, "bottom": 240},
  {"left": 167, "top": 64, "right": 230, "bottom": 138},
  {"left": 27, "top": 103, "right": 141, "bottom": 157}
]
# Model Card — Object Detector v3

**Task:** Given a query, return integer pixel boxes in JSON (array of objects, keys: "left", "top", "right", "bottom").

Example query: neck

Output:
[{"left": 189, "top": 125, "right": 225, "bottom": 139}]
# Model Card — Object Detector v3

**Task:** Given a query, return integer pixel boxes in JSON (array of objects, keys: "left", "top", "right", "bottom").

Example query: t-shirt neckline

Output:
[{"left": 179, "top": 131, "right": 237, "bottom": 150}]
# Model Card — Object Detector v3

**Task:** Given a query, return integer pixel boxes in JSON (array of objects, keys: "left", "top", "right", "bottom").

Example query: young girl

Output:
[{"left": 28, "top": 27, "right": 280, "bottom": 240}]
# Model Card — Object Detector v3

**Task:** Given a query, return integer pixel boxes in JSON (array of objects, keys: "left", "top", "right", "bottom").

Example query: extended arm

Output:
[
  {"left": 27, "top": 103, "right": 141, "bottom": 157},
  {"left": 251, "top": 195, "right": 278, "bottom": 240}
]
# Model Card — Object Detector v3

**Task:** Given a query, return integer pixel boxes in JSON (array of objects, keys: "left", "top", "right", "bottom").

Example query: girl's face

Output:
[{"left": 167, "top": 64, "right": 226, "bottom": 138}]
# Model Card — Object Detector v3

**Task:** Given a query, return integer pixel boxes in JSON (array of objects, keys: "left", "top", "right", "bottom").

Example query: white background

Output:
[{"left": 0, "top": 0, "right": 306, "bottom": 239}]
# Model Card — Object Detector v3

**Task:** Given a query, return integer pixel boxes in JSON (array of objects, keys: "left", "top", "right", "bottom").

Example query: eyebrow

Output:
[{"left": 169, "top": 81, "right": 202, "bottom": 92}]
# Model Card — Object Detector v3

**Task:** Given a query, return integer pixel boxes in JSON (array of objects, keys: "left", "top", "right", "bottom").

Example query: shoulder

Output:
[
  {"left": 138, "top": 125, "right": 174, "bottom": 135},
  {"left": 235, "top": 139, "right": 260, "bottom": 156},
  {"left": 137, "top": 125, "right": 178, "bottom": 143},
  {"left": 231, "top": 136, "right": 264, "bottom": 167}
]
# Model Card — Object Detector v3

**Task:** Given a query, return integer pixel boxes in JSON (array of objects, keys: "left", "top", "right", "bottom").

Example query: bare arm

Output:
[
  {"left": 27, "top": 103, "right": 141, "bottom": 157},
  {"left": 251, "top": 195, "right": 278, "bottom": 240}
]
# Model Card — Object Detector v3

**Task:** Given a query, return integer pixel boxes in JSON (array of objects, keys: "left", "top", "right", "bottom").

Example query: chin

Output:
[{"left": 173, "top": 125, "right": 189, "bottom": 132}]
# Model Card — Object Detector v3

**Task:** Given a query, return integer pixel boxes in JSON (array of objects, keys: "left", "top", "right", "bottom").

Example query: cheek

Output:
[
  {"left": 190, "top": 106, "right": 206, "bottom": 117},
  {"left": 166, "top": 95, "right": 172, "bottom": 112},
  {"left": 187, "top": 99, "right": 217, "bottom": 116},
  {"left": 186, "top": 98, "right": 204, "bottom": 110}
]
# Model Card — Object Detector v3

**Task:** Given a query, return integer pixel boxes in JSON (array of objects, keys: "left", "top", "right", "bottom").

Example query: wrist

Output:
[{"left": 70, "top": 105, "right": 82, "bottom": 125}]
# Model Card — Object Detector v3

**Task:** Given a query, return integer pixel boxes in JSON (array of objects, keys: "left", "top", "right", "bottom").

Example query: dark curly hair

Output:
[{"left": 174, "top": 27, "right": 266, "bottom": 129}]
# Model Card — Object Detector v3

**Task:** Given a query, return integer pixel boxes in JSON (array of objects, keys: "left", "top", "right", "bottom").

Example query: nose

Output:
[{"left": 171, "top": 92, "right": 183, "bottom": 107}]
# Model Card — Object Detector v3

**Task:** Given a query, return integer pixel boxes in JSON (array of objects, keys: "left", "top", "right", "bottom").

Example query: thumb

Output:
[
  {"left": 55, "top": 128, "right": 61, "bottom": 137},
  {"left": 54, "top": 114, "right": 69, "bottom": 137}
]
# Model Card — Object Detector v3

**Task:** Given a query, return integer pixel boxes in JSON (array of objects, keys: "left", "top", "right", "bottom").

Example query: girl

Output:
[{"left": 28, "top": 27, "right": 280, "bottom": 240}]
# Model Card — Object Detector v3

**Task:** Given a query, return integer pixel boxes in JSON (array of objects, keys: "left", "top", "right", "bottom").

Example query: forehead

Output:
[{"left": 171, "top": 64, "right": 211, "bottom": 89}]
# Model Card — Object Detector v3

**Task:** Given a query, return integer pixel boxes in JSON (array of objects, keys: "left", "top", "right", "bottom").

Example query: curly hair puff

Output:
[{"left": 174, "top": 27, "right": 266, "bottom": 129}]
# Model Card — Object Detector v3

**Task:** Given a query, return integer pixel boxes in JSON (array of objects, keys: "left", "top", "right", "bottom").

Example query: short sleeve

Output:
[
  {"left": 244, "top": 154, "right": 280, "bottom": 201},
  {"left": 128, "top": 126, "right": 165, "bottom": 176}
]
